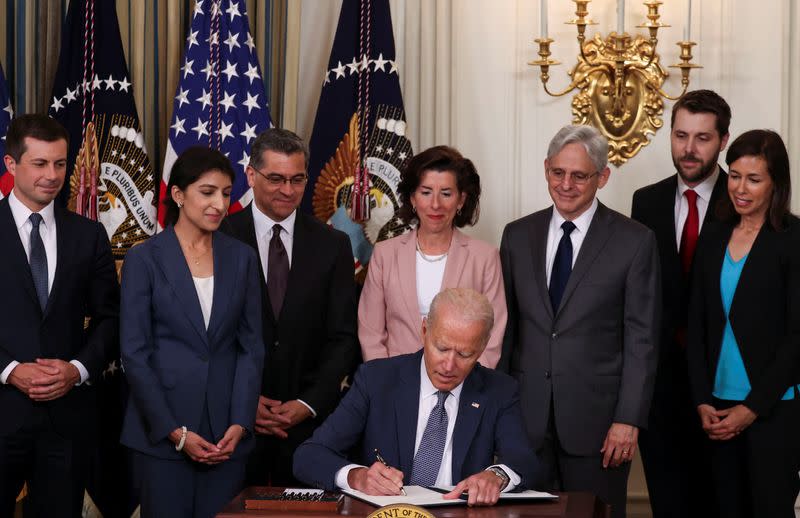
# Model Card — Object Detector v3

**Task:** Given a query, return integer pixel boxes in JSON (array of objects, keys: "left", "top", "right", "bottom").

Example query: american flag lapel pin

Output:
[{"left": 471, "top": 402, "right": 480, "bottom": 409}]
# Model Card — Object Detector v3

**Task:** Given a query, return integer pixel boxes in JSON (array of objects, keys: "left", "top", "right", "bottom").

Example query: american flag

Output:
[
  {"left": 159, "top": 0, "right": 272, "bottom": 227},
  {"left": 0, "top": 63, "right": 14, "bottom": 199}
]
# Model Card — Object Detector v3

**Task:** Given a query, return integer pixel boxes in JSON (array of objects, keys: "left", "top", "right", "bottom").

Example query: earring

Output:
[
  {"left": 412, "top": 206, "right": 416, "bottom": 214},
  {"left": 457, "top": 207, "right": 462, "bottom": 215},
  {"left": 177, "top": 201, "right": 183, "bottom": 208}
]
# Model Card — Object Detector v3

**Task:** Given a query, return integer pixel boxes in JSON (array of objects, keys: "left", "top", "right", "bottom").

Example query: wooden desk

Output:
[{"left": 217, "top": 487, "right": 610, "bottom": 518}]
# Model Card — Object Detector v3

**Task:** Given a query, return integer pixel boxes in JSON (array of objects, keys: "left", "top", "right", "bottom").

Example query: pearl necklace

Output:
[{"left": 416, "top": 237, "right": 448, "bottom": 263}]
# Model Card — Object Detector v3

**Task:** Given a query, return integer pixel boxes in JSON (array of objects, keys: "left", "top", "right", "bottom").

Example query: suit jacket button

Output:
[
  {"left": 273, "top": 340, "right": 279, "bottom": 347},
  {"left": 545, "top": 370, "right": 551, "bottom": 379},
  {"left": 551, "top": 332, "right": 557, "bottom": 339}
]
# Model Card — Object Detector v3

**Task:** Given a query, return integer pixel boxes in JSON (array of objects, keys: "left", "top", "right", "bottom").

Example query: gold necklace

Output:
[
  {"left": 179, "top": 238, "right": 211, "bottom": 266},
  {"left": 189, "top": 247, "right": 210, "bottom": 265}
]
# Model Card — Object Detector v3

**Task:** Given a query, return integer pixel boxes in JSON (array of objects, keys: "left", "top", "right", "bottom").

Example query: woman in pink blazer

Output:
[{"left": 358, "top": 146, "right": 506, "bottom": 368}]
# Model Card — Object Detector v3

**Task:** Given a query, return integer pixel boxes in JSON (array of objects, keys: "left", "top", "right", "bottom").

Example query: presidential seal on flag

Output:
[
  {"left": 67, "top": 118, "right": 157, "bottom": 254},
  {"left": 305, "top": 0, "right": 413, "bottom": 278},
  {"left": 49, "top": 0, "right": 157, "bottom": 260},
  {"left": 311, "top": 106, "right": 412, "bottom": 274}
]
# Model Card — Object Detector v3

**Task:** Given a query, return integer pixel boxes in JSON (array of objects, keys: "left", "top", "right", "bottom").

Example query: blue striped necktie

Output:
[
  {"left": 410, "top": 390, "right": 450, "bottom": 486},
  {"left": 29, "top": 213, "right": 49, "bottom": 311}
]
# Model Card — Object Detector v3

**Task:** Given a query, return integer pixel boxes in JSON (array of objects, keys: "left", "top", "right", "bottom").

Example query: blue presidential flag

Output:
[
  {"left": 0, "top": 63, "right": 14, "bottom": 198},
  {"left": 49, "top": 0, "right": 157, "bottom": 260},
  {"left": 48, "top": 1, "right": 150, "bottom": 515},
  {"left": 305, "top": 0, "right": 412, "bottom": 277},
  {"left": 159, "top": 0, "right": 272, "bottom": 227}
]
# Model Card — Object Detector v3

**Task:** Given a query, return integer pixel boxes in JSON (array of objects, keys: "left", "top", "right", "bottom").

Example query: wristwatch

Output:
[{"left": 486, "top": 466, "right": 510, "bottom": 490}]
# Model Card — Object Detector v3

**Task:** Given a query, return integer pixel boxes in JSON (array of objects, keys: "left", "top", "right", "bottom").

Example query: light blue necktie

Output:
[
  {"left": 410, "top": 390, "right": 450, "bottom": 486},
  {"left": 29, "top": 213, "right": 49, "bottom": 311}
]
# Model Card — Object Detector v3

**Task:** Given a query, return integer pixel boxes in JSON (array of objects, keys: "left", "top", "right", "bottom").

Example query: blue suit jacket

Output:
[
  {"left": 120, "top": 227, "right": 265, "bottom": 459},
  {"left": 293, "top": 351, "right": 541, "bottom": 491},
  {"left": 0, "top": 200, "right": 119, "bottom": 437}
]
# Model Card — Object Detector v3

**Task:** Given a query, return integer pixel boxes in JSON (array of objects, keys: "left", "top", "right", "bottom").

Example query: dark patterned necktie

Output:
[
  {"left": 29, "top": 213, "right": 49, "bottom": 311},
  {"left": 410, "top": 390, "right": 450, "bottom": 486},
  {"left": 267, "top": 224, "right": 289, "bottom": 317},
  {"left": 549, "top": 220, "right": 577, "bottom": 312}
]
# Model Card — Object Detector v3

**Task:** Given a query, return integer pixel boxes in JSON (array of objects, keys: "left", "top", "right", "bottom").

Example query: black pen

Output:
[{"left": 374, "top": 448, "right": 407, "bottom": 496}]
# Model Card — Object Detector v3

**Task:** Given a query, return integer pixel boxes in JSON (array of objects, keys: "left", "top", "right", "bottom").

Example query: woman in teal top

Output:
[{"left": 687, "top": 129, "right": 800, "bottom": 518}]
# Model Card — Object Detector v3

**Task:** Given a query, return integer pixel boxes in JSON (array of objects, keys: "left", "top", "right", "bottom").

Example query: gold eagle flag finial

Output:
[
  {"left": 312, "top": 113, "right": 361, "bottom": 224},
  {"left": 68, "top": 121, "right": 100, "bottom": 220}
]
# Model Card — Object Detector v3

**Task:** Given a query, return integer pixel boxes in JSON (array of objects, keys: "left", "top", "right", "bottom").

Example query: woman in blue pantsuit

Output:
[{"left": 120, "top": 147, "right": 264, "bottom": 517}]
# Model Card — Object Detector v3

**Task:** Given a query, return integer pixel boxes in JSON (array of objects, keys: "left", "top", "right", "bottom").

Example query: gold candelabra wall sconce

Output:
[{"left": 531, "top": 0, "right": 700, "bottom": 165}]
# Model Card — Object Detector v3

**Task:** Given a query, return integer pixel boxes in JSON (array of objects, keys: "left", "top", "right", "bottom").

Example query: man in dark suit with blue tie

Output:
[
  {"left": 500, "top": 125, "right": 660, "bottom": 518},
  {"left": 294, "top": 288, "right": 540, "bottom": 507},
  {"left": 0, "top": 114, "right": 119, "bottom": 517}
]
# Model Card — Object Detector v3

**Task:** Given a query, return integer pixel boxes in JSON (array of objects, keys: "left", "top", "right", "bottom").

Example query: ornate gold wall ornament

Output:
[{"left": 531, "top": 1, "right": 701, "bottom": 166}]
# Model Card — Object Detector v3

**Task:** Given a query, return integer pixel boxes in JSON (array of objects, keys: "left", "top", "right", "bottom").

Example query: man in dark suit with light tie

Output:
[
  {"left": 0, "top": 114, "right": 119, "bottom": 517},
  {"left": 500, "top": 125, "right": 660, "bottom": 518},
  {"left": 631, "top": 90, "right": 731, "bottom": 518},
  {"left": 224, "top": 128, "right": 359, "bottom": 487},
  {"left": 294, "top": 288, "right": 541, "bottom": 506}
]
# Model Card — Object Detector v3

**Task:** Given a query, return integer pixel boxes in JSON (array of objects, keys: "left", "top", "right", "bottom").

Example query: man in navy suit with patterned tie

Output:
[
  {"left": 293, "top": 288, "right": 540, "bottom": 507},
  {"left": 0, "top": 115, "right": 119, "bottom": 517}
]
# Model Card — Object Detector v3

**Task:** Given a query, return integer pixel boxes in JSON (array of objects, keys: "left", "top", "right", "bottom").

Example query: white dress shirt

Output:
[
  {"left": 252, "top": 203, "right": 296, "bottom": 277},
  {"left": 250, "top": 204, "right": 316, "bottom": 415},
  {"left": 0, "top": 191, "right": 89, "bottom": 385},
  {"left": 545, "top": 198, "right": 599, "bottom": 285},
  {"left": 674, "top": 166, "right": 720, "bottom": 250},
  {"left": 335, "top": 358, "right": 521, "bottom": 491},
  {"left": 192, "top": 276, "right": 214, "bottom": 330}
]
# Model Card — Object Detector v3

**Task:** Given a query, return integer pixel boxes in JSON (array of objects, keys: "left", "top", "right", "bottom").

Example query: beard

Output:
[{"left": 672, "top": 149, "right": 721, "bottom": 185}]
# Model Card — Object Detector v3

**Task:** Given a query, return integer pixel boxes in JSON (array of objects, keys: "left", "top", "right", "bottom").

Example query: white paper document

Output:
[
  {"left": 433, "top": 485, "right": 558, "bottom": 500},
  {"left": 342, "top": 486, "right": 463, "bottom": 507},
  {"left": 341, "top": 485, "right": 557, "bottom": 507}
]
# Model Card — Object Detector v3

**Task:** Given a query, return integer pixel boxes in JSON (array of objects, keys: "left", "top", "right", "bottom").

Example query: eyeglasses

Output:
[
  {"left": 546, "top": 168, "right": 599, "bottom": 186},
  {"left": 253, "top": 168, "right": 308, "bottom": 187}
]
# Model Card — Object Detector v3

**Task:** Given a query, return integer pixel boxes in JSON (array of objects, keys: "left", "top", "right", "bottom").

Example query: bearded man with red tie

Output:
[{"left": 631, "top": 90, "right": 732, "bottom": 518}]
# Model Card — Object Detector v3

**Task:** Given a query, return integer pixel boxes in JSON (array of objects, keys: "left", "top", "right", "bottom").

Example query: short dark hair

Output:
[
  {"left": 5, "top": 114, "right": 69, "bottom": 161},
  {"left": 163, "top": 146, "right": 236, "bottom": 227},
  {"left": 248, "top": 128, "right": 309, "bottom": 170},
  {"left": 671, "top": 89, "right": 731, "bottom": 138},
  {"left": 717, "top": 129, "right": 792, "bottom": 230},
  {"left": 397, "top": 146, "right": 481, "bottom": 228}
]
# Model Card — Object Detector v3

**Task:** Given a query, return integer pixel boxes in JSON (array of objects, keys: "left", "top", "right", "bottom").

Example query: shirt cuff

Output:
[
  {"left": 70, "top": 360, "right": 89, "bottom": 385},
  {"left": 335, "top": 464, "right": 366, "bottom": 490},
  {"left": 0, "top": 361, "right": 20, "bottom": 384},
  {"left": 297, "top": 399, "right": 317, "bottom": 418},
  {"left": 490, "top": 464, "right": 521, "bottom": 492}
]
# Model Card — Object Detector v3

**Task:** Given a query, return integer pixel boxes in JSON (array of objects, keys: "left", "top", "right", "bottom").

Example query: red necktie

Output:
[{"left": 679, "top": 189, "right": 699, "bottom": 275}]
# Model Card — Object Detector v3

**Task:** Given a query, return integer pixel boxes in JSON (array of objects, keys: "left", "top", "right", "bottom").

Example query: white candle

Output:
[
  {"left": 684, "top": 0, "right": 692, "bottom": 41},
  {"left": 541, "top": 0, "right": 548, "bottom": 38},
  {"left": 617, "top": 0, "right": 624, "bottom": 33}
]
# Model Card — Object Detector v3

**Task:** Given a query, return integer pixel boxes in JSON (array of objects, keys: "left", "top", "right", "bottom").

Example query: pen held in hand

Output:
[{"left": 374, "top": 448, "right": 407, "bottom": 496}]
